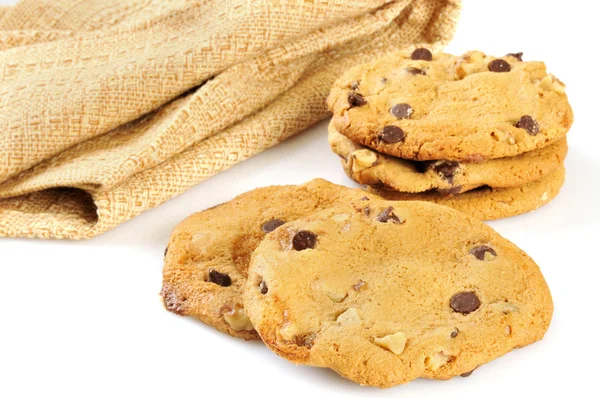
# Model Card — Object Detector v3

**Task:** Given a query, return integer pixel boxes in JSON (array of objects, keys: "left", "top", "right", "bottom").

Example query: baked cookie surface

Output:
[
  {"left": 327, "top": 50, "right": 573, "bottom": 161},
  {"left": 329, "top": 122, "right": 567, "bottom": 194},
  {"left": 161, "top": 179, "right": 375, "bottom": 339},
  {"left": 243, "top": 199, "right": 553, "bottom": 387},
  {"left": 369, "top": 165, "right": 565, "bottom": 220}
]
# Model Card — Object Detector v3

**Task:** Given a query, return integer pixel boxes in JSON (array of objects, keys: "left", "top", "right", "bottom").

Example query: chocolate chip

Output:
[
  {"left": 363, "top": 206, "right": 371, "bottom": 216},
  {"left": 294, "top": 333, "right": 316, "bottom": 348},
  {"left": 208, "top": 270, "right": 232, "bottom": 287},
  {"left": 411, "top": 48, "right": 433, "bottom": 61},
  {"left": 379, "top": 125, "right": 405, "bottom": 143},
  {"left": 262, "top": 219, "right": 285, "bottom": 233},
  {"left": 437, "top": 186, "right": 462, "bottom": 195},
  {"left": 433, "top": 161, "right": 460, "bottom": 182},
  {"left": 259, "top": 280, "right": 268, "bottom": 294},
  {"left": 516, "top": 115, "right": 540, "bottom": 136},
  {"left": 350, "top": 80, "right": 360, "bottom": 90},
  {"left": 380, "top": 77, "right": 388, "bottom": 83},
  {"left": 406, "top": 67, "right": 426, "bottom": 75},
  {"left": 450, "top": 292, "right": 481, "bottom": 314},
  {"left": 359, "top": 196, "right": 370, "bottom": 201},
  {"left": 390, "top": 103, "right": 413, "bottom": 119},
  {"left": 470, "top": 245, "right": 497, "bottom": 261},
  {"left": 506, "top": 52, "right": 523, "bottom": 61},
  {"left": 376, "top": 207, "right": 403, "bottom": 224},
  {"left": 450, "top": 328, "right": 459, "bottom": 338},
  {"left": 488, "top": 59, "right": 511, "bottom": 73},
  {"left": 348, "top": 92, "right": 367, "bottom": 108},
  {"left": 460, "top": 370, "right": 475, "bottom": 378},
  {"left": 353, "top": 280, "right": 366, "bottom": 291},
  {"left": 161, "top": 286, "right": 186, "bottom": 315},
  {"left": 164, "top": 246, "right": 169, "bottom": 257},
  {"left": 292, "top": 230, "right": 317, "bottom": 251}
]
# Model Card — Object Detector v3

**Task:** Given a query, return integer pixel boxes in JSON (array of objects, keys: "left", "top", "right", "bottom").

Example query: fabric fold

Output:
[{"left": 0, "top": 0, "right": 461, "bottom": 239}]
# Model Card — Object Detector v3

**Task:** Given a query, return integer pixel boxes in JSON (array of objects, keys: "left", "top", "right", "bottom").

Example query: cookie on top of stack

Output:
[{"left": 326, "top": 49, "right": 573, "bottom": 220}]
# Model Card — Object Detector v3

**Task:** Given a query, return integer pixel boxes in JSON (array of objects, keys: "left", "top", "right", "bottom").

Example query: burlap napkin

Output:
[{"left": 0, "top": 0, "right": 461, "bottom": 239}]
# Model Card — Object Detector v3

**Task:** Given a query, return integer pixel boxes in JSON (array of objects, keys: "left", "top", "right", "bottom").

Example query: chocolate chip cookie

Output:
[
  {"left": 369, "top": 165, "right": 565, "bottom": 220},
  {"left": 161, "top": 179, "right": 376, "bottom": 339},
  {"left": 329, "top": 122, "right": 567, "bottom": 194},
  {"left": 243, "top": 198, "right": 553, "bottom": 387},
  {"left": 327, "top": 50, "right": 573, "bottom": 161}
]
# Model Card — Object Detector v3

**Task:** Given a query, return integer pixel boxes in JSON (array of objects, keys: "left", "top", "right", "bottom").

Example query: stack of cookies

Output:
[
  {"left": 327, "top": 49, "right": 573, "bottom": 220},
  {"left": 162, "top": 179, "right": 553, "bottom": 388}
]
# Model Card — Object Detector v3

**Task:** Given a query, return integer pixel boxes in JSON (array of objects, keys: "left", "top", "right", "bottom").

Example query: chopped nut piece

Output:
[
  {"left": 222, "top": 305, "right": 254, "bottom": 331},
  {"left": 539, "top": 74, "right": 565, "bottom": 94},
  {"left": 337, "top": 308, "right": 362, "bottom": 325},
  {"left": 331, "top": 213, "right": 350, "bottom": 223},
  {"left": 425, "top": 351, "right": 454, "bottom": 370},
  {"left": 326, "top": 291, "right": 348, "bottom": 303},
  {"left": 352, "top": 149, "right": 378, "bottom": 172},
  {"left": 374, "top": 332, "right": 407, "bottom": 355},
  {"left": 454, "top": 51, "right": 486, "bottom": 79}
]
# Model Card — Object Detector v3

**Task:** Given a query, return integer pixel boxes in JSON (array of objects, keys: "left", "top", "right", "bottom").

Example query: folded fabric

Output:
[{"left": 0, "top": 0, "right": 461, "bottom": 239}]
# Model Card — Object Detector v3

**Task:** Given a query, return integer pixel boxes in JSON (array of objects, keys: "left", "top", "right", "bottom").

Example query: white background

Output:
[{"left": 0, "top": 1, "right": 598, "bottom": 397}]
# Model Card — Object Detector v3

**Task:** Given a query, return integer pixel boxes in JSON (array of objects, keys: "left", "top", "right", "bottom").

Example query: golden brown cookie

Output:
[
  {"left": 327, "top": 50, "right": 573, "bottom": 161},
  {"left": 244, "top": 198, "right": 553, "bottom": 387},
  {"left": 161, "top": 179, "right": 376, "bottom": 339},
  {"left": 369, "top": 165, "right": 565, "bottom": 220},
  {"left": 329, "top": 122, "right": 567, "bottom": 194}
]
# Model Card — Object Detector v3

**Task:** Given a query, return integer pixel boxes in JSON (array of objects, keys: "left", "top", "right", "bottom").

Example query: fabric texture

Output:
[{"left": 0, "top": 0, "right": 461, "bottom": 239}]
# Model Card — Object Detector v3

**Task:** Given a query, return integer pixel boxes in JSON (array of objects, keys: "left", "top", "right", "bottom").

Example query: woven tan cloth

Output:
[{"left": 0, "top": 0, "right": 461, "bottom": 239}]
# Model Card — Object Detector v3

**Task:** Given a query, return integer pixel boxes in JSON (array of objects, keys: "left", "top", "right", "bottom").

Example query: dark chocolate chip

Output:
[
  {"left": 488, "top": 59, "right": 511, "bottom": 73},
  {"left": 506, "top": 52, "right": 523, "bottom": 61},
  {"left": 450, "top": 292, "right": 481, "bottom": 314},
  {"left": 208, "top": 270, "right": 232, "bottom": 287},
  {"left": 348, "top": 92, "right": 367, "bottom": 108},
  {"left": 470, "top": 245, "right": 497, "bottom": 261},
  {"left": 433, "top": 161, "right": 460, "bottom": 182},
  {"left": 381, "top": 77, "right": 388, "bottom": 83},
  {"left": 516, "top": 115, "right": 540, "bottom": 136},
  {"left": 406, "top": 67, "right": 426, "bottom": 76},
  {"left": 350, "top": 80, "right": 360, "bottom": 90},
  {"left": 379, "top": 126, "right": 405, "bottom": 143},
  {"left": 363, "top": 206, "right": 371, "bottom": 216},
  {"left": 411, "top": 48, "right": 433, "bottom": 61},
  {"left": 460, "top": 370, "right": 475, "bottom": 378},
  {"left": 437, "top": 186, "right": 462, "bottom": 195},
  {"left": 376, "top": 207, "right": 403, "bottom": 224},
  {"left": 259, "top": 280, "right": 268, "bottom": 294},
  {"left": 292, "top": 230, "right": 317, "bottom": 251},
  {"left": 359, "top": 196, "right": 370, "bottom": 201},
  {"left": 164, "top": 246, "right": 169, "bottom": 257},
  {"left": 262, "top": 219, "right": 285, "bottom": 233},
  {"left": 450, "top": 328, "right": 459, "bottom": 338},
  {"left": 390, "top": 103, "right": 413, "bottom": 119}
]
